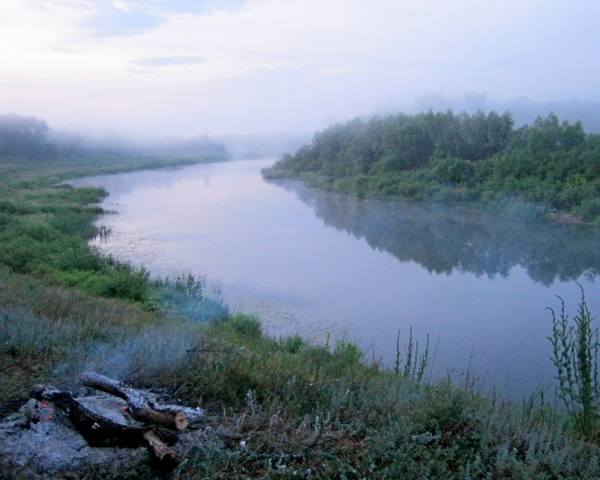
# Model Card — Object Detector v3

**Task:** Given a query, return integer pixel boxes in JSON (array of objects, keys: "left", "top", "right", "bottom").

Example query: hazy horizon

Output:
[{"left": 2, "top": 1, "right": 600, "bottom": 137}]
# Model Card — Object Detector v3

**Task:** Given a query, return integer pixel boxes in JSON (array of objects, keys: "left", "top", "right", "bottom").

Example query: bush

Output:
[
  {"left": 150, "top": 273, "right": 228, "bottom": 321},
  {"left": 576, "top": 197, "right": 600, "bottom": 222},
  {"left": 226, "top": 314, "right": 263, "bottom": 338},
  {"left": 280, "top": 335, "right": 305, "bottom": 353},
  {"left": 431, "top": 156, "right": 475, "bottom": 185}
]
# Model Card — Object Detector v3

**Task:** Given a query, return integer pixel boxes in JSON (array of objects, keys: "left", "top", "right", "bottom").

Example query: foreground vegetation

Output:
[
  {"left": 264, "top": 111, "right": 600, "bottom": 224},
  {"left": 2, "top": 269, "right": 600, "bottom": 478},
  {"left": 1, "top": 120, "right": 599, "bottom": 477}
]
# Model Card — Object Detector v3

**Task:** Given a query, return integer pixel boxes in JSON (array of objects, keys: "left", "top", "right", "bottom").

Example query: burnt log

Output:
[
  {"left": 31, "top": 386, "right": 177, "bottom": 448},
  {"left": 79, "top": 372, "right": 148, "bottom": 410},
  {"left": 143, "top": 431, "right": 181, "bottom": 472},
  {"left": 133, "top": 407, "right": 189, "bottom": 431},
  {"left": 152, "top": 403, "right": 205, "bottom": 424},
  {"left": 79, "top": 371, "right": 204, "bottom": 427}
]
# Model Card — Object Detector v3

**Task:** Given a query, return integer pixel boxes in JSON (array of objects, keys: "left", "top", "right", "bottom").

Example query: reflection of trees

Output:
[{"left": 276, "top": 180, "right": 600, "bottom": 286}]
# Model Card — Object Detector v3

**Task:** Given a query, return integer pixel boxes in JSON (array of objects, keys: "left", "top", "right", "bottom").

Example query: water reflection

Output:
[{"left": 276, "top": 180, "right": 600, "bottom": 286}]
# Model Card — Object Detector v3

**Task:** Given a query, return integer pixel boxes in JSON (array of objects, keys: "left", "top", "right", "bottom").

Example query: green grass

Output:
[
  {"left": 0, "top": 154, "right": 226, "bottom": 303},
  {"left": 1, "top": 153, "right": 600, "bottom": 478}
]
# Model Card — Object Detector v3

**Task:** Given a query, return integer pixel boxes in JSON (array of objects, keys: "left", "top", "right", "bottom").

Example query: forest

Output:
[{"left": 264, "top": 111, "right": 600, "bottom": 223}]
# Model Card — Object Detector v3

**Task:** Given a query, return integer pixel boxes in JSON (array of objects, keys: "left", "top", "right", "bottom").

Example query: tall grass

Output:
[
  {"left": 394, "top": 326, "right": 430, "bottom": 383},
  {"left": 548, "top": 285, "right": 599, "bottom": 440}
]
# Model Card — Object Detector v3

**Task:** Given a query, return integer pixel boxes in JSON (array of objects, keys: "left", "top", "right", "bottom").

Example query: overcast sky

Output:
[{"left": 1, "top": 0, "right": 599, "bottom": 136}]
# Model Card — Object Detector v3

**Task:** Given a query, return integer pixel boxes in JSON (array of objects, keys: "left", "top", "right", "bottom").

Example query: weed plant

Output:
[{"left": 549, "top": 285, "right": 599, "bottom": 441}]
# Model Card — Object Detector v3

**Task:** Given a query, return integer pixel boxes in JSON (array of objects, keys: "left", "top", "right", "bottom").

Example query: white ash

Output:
[{"left": 0, "top": 396, "right": 146, "bottom": 478}]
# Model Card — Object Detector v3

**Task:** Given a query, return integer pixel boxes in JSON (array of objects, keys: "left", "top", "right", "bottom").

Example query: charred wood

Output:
[
  {"left": 79, "top": 372, "right": 204, "bottom": 427},
  {"left": 31, "top": 385, "right": 177, "bottom": 448}
]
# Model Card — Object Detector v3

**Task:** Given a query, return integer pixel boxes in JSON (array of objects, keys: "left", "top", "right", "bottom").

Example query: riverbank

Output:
[
  {"left": 1, "top": 155, "right": 599, "bottom": 478},
  {"left": 265, "top": 170, "right": 574, "bottom": 225}
]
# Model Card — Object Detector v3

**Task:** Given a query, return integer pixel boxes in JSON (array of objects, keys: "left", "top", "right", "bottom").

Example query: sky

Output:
[{"left": 1, "top": 0, "right": 599, "bottom": 136}]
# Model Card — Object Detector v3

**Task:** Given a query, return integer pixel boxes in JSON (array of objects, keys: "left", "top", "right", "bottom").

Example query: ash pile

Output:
[{"left": 0, "top": 372, "right": 210, "bottom": 478}]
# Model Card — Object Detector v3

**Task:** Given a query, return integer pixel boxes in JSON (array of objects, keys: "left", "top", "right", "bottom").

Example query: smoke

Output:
[
  {"left": 0, "top": 276, "right": 230, "bottom": 386},
  {"left": 55, "top": 323, "right": 200, "bottom": 383},
  {"left": 50, "top": 278, "right": 228, "bottom": 383}
]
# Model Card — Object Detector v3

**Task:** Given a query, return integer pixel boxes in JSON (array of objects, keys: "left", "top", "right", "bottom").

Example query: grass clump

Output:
[
  {"left": 0, "top": 268, "right": 162, "bottom": 405},
  {"left": 151, "top": 273, "right": 228, "bottom": 321}
]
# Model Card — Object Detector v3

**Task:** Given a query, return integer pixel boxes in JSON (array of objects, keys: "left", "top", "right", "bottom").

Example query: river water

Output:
[{"left": 72, "top": 159, "right": 600, "bottom": 398}]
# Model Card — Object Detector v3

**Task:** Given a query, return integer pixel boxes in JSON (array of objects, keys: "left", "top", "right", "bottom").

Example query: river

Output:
[{"left": 71, "top": 158, "right": 600, "bottom": 398}]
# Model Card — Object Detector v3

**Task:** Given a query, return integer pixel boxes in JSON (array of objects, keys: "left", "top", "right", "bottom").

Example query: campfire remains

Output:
[{"left": 0, "top": 372, "right": 206, "bottom": 475}]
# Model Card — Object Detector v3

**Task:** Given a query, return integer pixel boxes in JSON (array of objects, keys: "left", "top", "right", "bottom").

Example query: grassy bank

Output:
[
  {"left": 0, "top": 154, "right": 228, "bottom": 301},
  {"left": 0, "top": 154, "right": 229, "bottom": 408},
  {"left": 264, "top": 112, "right": 600, "bottom": 224},
  {"left": 1, "top": 154, "right": 599, "bottom": 478}
]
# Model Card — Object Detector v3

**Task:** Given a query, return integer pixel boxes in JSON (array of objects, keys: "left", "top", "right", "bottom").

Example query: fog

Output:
[
  {"left": 1, "top": 0, "right": 600, "bottom": 138},
  {"left": 412, "top": 95, "right": 600, "bottom": 134}
]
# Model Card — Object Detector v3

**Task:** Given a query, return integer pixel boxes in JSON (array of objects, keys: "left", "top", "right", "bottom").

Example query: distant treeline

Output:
[
  {"left": 0, "top": 114, "right": 56, "bottom": 159},
  {"left": 264, "top": 111, "right": 600, "bottom": 223},
  {"left": 0, "top": 113, "right": 228, "bottom": 161}
]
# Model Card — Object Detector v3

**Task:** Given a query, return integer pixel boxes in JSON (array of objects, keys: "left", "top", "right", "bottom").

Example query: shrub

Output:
[
  {"left": 334, "top": 340, "right": 363, "bottom": 365},
  {"left": 280, "top": 335, "right": 305, "bottom": 353},
  {"left": 431, "top": 156, "right": 475, "bottom": 185},
  {"left": 227, "top": 314, "right": 263, "bottom": 338},
  {"left": 151, "top": 273, "right": 228, "bottom": 321},
  {"left": 575, "top": 197, "right": 600, "bottom": 222}
]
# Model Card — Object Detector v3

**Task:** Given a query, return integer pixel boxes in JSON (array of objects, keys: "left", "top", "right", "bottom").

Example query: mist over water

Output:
[{"left": 72, "top": 159, "right": 600, "bottom": 399}]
